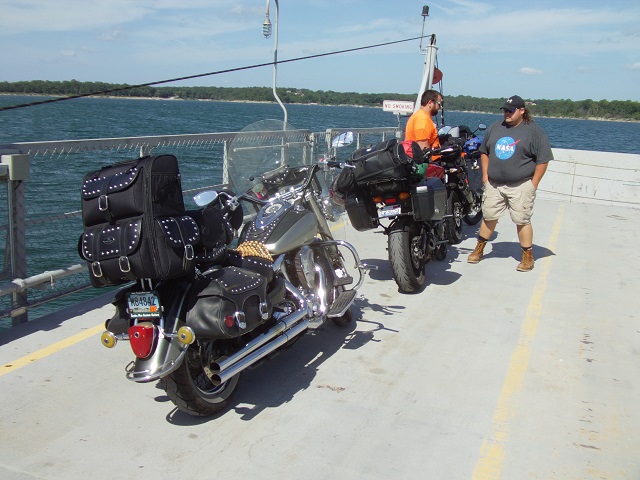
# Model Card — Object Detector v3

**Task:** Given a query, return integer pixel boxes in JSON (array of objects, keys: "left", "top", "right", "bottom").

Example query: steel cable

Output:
[{"left": 0, "top": 35, "right": 430, "bottom": 112}]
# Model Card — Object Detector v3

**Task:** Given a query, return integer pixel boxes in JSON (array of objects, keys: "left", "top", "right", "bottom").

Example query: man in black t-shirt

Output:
[{"left": 467, "top": 95, "right": 553, "bottom": 272}]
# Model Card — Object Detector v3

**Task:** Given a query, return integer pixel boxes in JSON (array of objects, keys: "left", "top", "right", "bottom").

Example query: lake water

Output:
[
  {"left": 0, "top": 95, "right": 638, "bottom": 326},
  {"left": 1, "top": 95, "right": 639, "bottom": 153}
]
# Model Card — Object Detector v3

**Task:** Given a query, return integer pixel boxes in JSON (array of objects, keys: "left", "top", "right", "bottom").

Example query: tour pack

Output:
[
  {"left": 81, "top": 154, "right": 184, "bottom": 226},
  {"left": 351, "top": 138, "right": 415, "bottom": 185},
  {"left": 332, "top": 138, "right": 416, "bottom": 197},
  {"left": 79, "top": 154, "right": 201, "bottom": 287}
]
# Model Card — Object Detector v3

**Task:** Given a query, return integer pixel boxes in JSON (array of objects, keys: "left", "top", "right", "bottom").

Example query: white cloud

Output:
[
  {"left": 519, "top": 67, "right": 544, "bottom": 76},
  {"left": 625, "top": 62, "right": 640, "bottom": 71}
]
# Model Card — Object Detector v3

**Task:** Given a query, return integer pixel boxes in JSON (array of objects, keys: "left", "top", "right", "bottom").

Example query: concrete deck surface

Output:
[{"left": 1, "top": 198, "right": 639, "bottom": 480}]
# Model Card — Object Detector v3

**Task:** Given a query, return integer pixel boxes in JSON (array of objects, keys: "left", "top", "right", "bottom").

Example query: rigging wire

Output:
[{"left": 0, "top": 35, "right": 431, "bottom": 113}]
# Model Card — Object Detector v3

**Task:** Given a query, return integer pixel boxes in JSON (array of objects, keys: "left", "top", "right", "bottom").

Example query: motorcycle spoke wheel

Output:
[
  {"left": 445, "top": 194, "right": 464, "bottom": 244},
  {"left": 164, "top": 343, "right": 240, "bottom": 417},
  {"left": 434, "top": 242, "right": 447, "bottom": 261},
  {"left": 388, "top": 219, "right": 426, "bottom": 293},
  {"left": 463, "top": 190, "right": 483, "bottom": 226}
]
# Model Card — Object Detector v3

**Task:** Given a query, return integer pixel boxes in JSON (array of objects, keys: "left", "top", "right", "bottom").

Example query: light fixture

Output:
[{"left": 262, "top": 14, "right": 272, "bottom": 38}]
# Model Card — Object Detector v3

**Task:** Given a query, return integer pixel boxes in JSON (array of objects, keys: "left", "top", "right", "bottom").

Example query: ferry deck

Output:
[{"left": 1, "top": 195, "right": 639, "bottom": 480}]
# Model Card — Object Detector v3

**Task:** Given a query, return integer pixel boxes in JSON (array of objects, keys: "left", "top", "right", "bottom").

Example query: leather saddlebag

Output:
[
  {"left": 79, "top": 215, "right": 200, "bottom": 287},
  {"left": 185, "top": 266, "right": 271, "bottom": 339},
  {"left": 81, "top": 154, "right": 184, "bottom": 227}
]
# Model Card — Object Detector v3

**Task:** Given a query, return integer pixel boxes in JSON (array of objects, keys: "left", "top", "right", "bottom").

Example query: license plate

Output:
[
  {"left": 127, "top": 292, "right": 161, "bottom": 318},
  {"left": 379, "top": 205, "right": 402, "bottom": 218}
]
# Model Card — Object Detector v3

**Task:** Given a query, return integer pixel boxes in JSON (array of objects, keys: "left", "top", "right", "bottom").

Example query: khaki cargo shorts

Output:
[{"left": 482, "top": 178, "right": 537, "bottom": 225}]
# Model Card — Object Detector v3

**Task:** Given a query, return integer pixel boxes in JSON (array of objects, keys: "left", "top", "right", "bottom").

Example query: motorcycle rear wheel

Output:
[
  {"left": 164, "top": 343, "right": 240, "bottom": 417},
  {"left": 388, "top": 218, "right": 426, "bottom": 293}
]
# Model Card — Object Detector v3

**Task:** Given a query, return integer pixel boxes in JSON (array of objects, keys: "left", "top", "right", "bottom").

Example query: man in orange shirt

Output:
[{"left": 405, "top": 89, "right": 442, "bottom": 150}]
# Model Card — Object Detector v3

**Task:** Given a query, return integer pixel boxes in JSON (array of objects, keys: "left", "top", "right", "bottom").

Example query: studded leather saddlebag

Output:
[
  {"left": 79, "top": 215, "right": 201, "bottom": 288},
  {"left": 81, "top": 154, "right": 184, "bottom": 227},
  {"left": 185, "top": 266, "right": 271, "bottom": 339}
]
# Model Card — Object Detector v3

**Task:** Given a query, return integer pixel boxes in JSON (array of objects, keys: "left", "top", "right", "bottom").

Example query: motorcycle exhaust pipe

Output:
[
  {"left": 211, "top": 321, "right": 309, "bottom": 386},
  {"left": 210, "top": 279, "right": 309, "bottom": 383},
  {"left": 211, "top": 306, "right": 308, "bottom": 374}
]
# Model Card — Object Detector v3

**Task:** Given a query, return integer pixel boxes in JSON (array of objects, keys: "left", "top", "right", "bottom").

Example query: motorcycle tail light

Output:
[
  {"left": 384, "top": 197, "right": 397, "bottom": 205},
  {"left": 128, "top": 322, "right": 156, "bottom": 358},
  {"left": 399, "top": 192, "right": 410, "bottom": 201}
]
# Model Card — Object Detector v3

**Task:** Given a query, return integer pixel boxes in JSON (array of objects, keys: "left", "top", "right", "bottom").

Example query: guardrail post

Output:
[{"left": 2, "top": 154, "right": 30, "bottom": 325}]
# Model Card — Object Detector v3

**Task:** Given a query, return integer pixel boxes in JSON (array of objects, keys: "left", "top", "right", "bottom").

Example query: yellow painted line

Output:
[
  {"left": 1, "top": 324, "right": 104, "bottom": 377},
  {"left": 472, "top": 205, "right": 565, "bottom": 479}
]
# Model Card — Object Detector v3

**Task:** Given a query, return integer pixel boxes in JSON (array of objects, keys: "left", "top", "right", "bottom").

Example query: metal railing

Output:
[{"left": 0, "top": 126, "right": 399, "bottom": 327}]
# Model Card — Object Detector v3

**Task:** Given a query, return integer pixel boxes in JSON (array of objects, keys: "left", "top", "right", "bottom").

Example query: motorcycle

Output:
[
  {"left": 334, "top": 137, "right": 449, "bottom": 294},
  {"left": 435, "top": 124, "right": 486, "bottom": 244},
  {"left": 97, "top": 119, "right": 364, "bottom": 417}
]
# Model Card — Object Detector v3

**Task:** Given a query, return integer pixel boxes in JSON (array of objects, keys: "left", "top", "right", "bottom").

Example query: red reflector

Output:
[
  {"left": 225, "top": 315, "right": 234, "bottom": 328},
  {"left": 385, "top": 198, "right": 397, "bottom": 204},
  {"left": 128, "top": 322, "right": 156, "bottom": 358}
]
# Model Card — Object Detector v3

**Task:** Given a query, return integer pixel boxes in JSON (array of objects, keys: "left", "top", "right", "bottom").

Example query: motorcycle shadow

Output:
[
  {"left": 360, "top": 246, "right": 463, "bottom": 293},
  {"left": 231, "top": 322, "right": 364, "bottom": 420},
  {"left": 163, "top": 302, "right": 385, "bottom": 424}
]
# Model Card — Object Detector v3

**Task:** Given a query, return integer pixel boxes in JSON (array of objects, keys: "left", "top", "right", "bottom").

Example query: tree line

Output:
[{"left": 1, "top": 80, "right": 639, "bottom": 121}]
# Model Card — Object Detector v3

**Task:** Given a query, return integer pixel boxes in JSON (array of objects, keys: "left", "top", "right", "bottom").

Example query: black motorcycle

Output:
[
  {"left": 334, "top": 138, "right": 448, "bottom": 293},
  {"left": 435, "top": 124, "right": 486, "bottom": 244}
]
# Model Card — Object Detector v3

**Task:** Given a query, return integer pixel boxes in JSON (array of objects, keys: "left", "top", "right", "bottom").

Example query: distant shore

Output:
[{"left": 1, "top": 92, "right": 638, "bottom": 123}]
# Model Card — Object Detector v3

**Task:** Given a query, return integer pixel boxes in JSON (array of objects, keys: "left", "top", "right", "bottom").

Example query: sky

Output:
[{"left": 1, "top": 0, "right": 639, "bottom": 102}]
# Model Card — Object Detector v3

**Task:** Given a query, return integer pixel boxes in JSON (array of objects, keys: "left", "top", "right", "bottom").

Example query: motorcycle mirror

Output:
[
  {"left": 193, "top": 190, "right": 219, "bottom": 207},
  {"left": 478, "top": 123, "right": 487, "bottom": 131},
  {"left": 331, "top": 131, "right": 354, "bottom": 148}
]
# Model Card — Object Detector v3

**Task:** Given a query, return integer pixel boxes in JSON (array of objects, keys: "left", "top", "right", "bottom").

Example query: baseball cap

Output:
[{"left": 501, "top": 95, "right": 525, "bottom": 111}]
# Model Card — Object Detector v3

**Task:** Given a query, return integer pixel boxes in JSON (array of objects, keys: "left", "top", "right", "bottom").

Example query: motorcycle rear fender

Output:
[
  {"left": 107, "top": 280, "right": 190, "bottom": 383},
  {"left": 126, "top": 333, "right": 187, "bottom": 383}
]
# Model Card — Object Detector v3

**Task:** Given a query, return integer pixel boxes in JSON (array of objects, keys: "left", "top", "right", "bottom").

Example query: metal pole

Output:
[
  {"left": 415, "top": 35, "right": 438, "bottom": 112},
  {"left": 271, "top": 0, "right": 288, "bottom": 125},
  {"left": 8, "top": 179, "right": 28, "bottom": 324}
]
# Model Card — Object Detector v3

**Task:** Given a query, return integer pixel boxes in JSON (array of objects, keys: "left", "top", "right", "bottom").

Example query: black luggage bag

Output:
[
  {"left": 79, "top": 154, "right": 202, "bottom": 287},
  {"left": 79, "top": 214, "right": 201, "bottom": 287},
  {"left": 332, "top": 139, "right": 415, "bottom": 198},
  {"left": 351, "top": 138, "right": 415, "bottom": 186},
  {"left": 185, "top": 266, "right": 271, "bottom": 339},
  {"left": 81, "top": 154, "right": 184, "bottom": 227}
]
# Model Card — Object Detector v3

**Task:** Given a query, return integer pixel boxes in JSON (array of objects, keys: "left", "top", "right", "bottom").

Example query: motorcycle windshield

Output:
[{"left": 227, "top": 119, "right": 312, "bottom": 197}]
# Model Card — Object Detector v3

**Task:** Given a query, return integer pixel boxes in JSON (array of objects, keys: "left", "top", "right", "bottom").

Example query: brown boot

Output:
[
  {"left": 467, "top": 240, "right": 487, "bottom": 264},
  {"left": 517, "top": 248, "right": 534, "bottom": 272}
]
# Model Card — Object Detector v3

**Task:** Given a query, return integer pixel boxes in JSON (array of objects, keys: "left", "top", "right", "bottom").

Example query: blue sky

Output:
[{"left": 1, "top": 0, "right": 639, "bottom": 102}]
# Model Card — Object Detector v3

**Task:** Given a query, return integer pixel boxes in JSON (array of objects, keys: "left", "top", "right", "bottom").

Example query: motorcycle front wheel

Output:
[
  {"left": 164, "top": 342, "right": 240, "bottom": 417},
  {"left": 388, "top": 218, "right": 426, "bottom": 293}
]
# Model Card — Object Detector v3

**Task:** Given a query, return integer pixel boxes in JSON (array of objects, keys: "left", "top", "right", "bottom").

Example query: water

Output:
[
  {"left": 1, "top": 95, "right": 639, "bottom": 153},
  {"left": 0, "top": 95, "right": 639, "bottom": 327}
]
